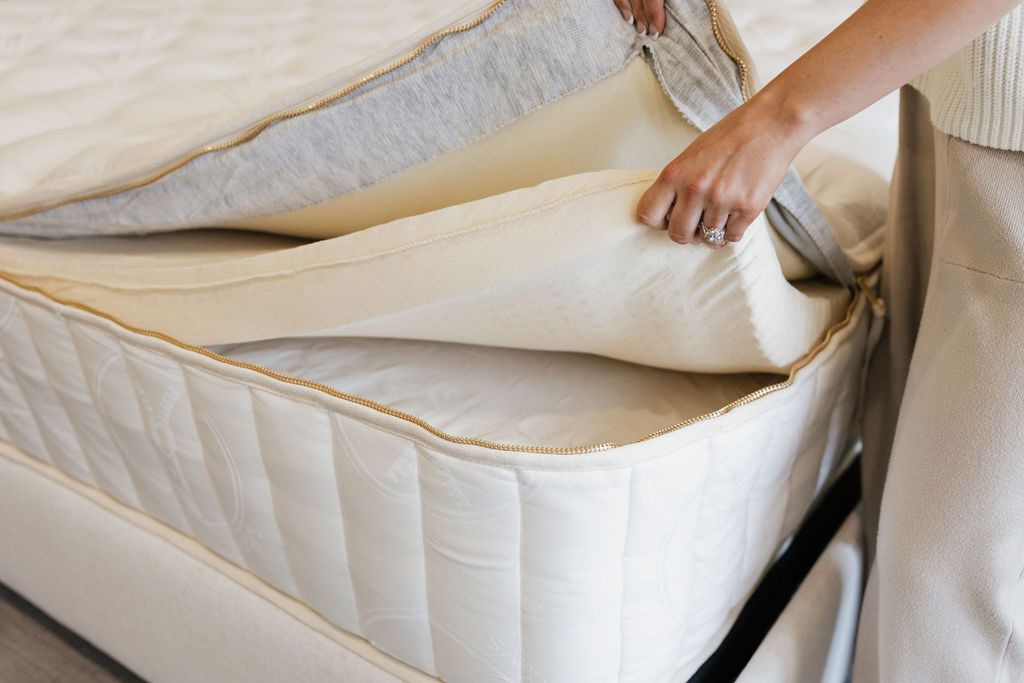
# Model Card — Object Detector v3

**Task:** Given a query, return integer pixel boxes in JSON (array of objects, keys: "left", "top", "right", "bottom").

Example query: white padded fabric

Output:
[
  {"left": 0, "top": 274, "right": 879, "bottom": 681},
  {"left": 0, "top": 0, "right": 487, "bottom": 211},
  {"left": 0, "top": 170, "right": 851, "bottom": 374},
  {"left": 0, "top": 443, "right": 423, "bottom": 683},
  {"left": 0, "top": 443, "right": 865, "bottom": 683}
]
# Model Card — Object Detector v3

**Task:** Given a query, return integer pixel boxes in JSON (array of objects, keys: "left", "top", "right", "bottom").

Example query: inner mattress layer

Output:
[
  {"left": 213, "top": 336, "right": 781, "bottom": 447},
  {"left": 218, "top": 59, "right": 886, "bottom": 281},
  {"left": 0, "top": 169, "right": 853, "bottom": 375}
]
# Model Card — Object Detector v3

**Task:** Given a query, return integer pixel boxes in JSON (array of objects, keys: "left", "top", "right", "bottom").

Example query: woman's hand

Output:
[
  {"left": 621, "top": 0, "right": 1024, "bottom": 248},
  {"left": 637, "top": 95, "right": 815, "bottom": 246},
  {"left": 612, "top": 0, "right": 666, "bottom": 37}
]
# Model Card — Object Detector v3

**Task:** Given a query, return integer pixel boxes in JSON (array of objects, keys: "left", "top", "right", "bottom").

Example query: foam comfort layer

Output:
[
  {"left": 0, "top": 170, "right": 850, "bottom": 374},
  {"left": 216, "top": 59, "right": 886, "bottom": 279},
  {"left": 0, "top": 275, "right": 877, "bottom": 681},
  {"left": 0, "top": 443, "right": 865, "bottom": 683}
]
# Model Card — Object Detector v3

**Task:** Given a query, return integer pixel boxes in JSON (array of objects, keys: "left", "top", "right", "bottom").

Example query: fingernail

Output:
[
  {"left": 637, "top": 23, "right": 647, "bottom": 35},
  {"left": 651, "top": 30, "right": 660, "bottom": 39},
  {"left": 625, "top": 13, "right": 634, "bottom": 25}
]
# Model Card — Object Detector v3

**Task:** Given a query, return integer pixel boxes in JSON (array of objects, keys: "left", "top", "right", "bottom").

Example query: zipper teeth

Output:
[
  {"left": 706, "top": 0, "right": 752, "bottom": 100},
  {"left": 0, "top": 271, "right": 866, "bottom": 456},
  {"left": 0, "top": 0, "right": 509, "bottom": 223}
]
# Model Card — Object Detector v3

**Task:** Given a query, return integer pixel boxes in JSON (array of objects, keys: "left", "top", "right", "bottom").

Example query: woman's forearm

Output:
[{"left": 753, "top": 0, "right": 1023, "bottom": 144}]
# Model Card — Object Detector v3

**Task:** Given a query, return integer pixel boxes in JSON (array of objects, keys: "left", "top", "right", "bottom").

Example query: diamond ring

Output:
[{"left": 699, "top": 219, "right": 726, "bottom": 245}]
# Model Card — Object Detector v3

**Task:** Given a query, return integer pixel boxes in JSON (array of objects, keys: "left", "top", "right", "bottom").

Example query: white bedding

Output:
[{"left": 214, "top": 336, "right": 779, "bottom": 447}]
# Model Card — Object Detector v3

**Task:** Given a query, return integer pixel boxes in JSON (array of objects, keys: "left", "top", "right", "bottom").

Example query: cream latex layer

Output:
[
  {"left": 215, "top": 336, "right": 780, "bottom": 446},
  {"left": 219, "top": 59, "right": 888, "bottom": 278},
  {"left": 0, "top": 169, "right": 850, "bottom": 374},
  {"left": 219, "top": 60, "right": 698, "bottom": 239}
]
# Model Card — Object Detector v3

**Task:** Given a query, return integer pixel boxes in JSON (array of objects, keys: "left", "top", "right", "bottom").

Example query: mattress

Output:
[
  {"left": 0, "top": 268, "right": 881, "bottom": 681},
  {"left": 0, "top": 440, "right": 864, "bottom": 683},
  {"left": 0, "top": 0, "right": 891, "bottom": 680}
]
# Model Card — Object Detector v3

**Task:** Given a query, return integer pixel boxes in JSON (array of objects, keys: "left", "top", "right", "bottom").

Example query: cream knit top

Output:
[{"left": 912, "top": 5, "right": 1024, "bottom": 152}]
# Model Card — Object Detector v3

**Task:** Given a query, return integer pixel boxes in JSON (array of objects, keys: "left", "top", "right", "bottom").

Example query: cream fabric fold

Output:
[{"left": 0, "top": 169, "right": 849, "bottom": 373}]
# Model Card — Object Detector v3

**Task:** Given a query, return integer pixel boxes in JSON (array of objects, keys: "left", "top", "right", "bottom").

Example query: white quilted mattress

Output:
[
  {"left": 0, "top": 0, "right": 894, "bottom": 680},
  {"left": 0, "top": 271, "right": 878, "bottom": 681},
  {"left": 0, "top": 0, "right": 484, "bottom": 212}
]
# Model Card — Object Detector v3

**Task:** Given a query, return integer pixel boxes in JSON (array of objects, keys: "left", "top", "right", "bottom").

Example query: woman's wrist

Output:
[{"left": 745, "top": 82, "right": 825, "bottom": 151}]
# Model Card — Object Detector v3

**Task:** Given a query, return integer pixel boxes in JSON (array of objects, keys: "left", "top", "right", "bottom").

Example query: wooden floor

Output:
[{"left": 0, "top": 583, "right": 144, "bottom": 683}]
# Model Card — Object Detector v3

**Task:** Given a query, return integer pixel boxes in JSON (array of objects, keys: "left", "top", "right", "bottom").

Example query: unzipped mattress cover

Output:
[{"left": 0, "top": 0, "right": 855, "bottom": 284}]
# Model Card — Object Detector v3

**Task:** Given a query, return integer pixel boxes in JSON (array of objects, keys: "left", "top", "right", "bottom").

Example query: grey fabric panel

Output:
[{"left": 3, "top": 0, "right": 853, "bottom": 284}]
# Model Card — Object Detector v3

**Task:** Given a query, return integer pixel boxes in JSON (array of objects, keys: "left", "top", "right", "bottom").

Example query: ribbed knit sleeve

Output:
[{"left": 912, "top": 5, "right": 1024, "bottom": 152}]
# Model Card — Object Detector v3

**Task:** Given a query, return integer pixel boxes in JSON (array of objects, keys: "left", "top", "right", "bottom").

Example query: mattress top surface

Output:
[{"left": 0, "top": 0, "right": 487, "bottom": 211}]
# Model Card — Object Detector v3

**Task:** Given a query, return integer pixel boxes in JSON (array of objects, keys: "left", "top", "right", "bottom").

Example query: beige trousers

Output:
[{"left": 855, "top": 87, "right": 1024, "bottom": 680}]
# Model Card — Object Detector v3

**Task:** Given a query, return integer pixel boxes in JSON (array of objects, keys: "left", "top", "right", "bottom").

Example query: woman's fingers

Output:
[
  {"left": 666, "top": 193, "right": 703, "bottom": 245},
  {"left": 613, "top": 0, "right": 633, "bottom": 23},
  {"left": 642, "top": 0, "right": 666, "bottom": 37},
  {"left": 636, "top": 177, "right": 675, "bottom": 228},
  {"left": 724, "top": 210, "right": 755, "bottom": 243},
  {"left": 614, "top": 0, "right": 665, "bottom": 36},
  {"left": 628, "top": 0, "right": 648, "bottom": 34}
]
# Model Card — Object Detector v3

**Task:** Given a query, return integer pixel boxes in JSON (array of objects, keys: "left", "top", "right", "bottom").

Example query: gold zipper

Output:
[
  {"left": 0, "top": 0, "right": 509, "bottom": 222},
  {"left": 0, "top": 272, "right": 868, "bottom": 456},
  {"left": 705, "top": 0, "right": 753, "bottom": 100}
]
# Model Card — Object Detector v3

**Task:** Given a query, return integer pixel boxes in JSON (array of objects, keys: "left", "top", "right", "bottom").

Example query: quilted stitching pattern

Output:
[
  {"left": 0, "top": 277, "right": 873, "bottom": 682},
  {"left": 0, "top": 0, "right": 479, "bottom": 206}
]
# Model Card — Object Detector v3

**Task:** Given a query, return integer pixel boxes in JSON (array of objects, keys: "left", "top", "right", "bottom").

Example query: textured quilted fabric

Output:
[
  {"left": 0, "top": 276, "right": 879, "bottom": 681},
  {"left": 0, "top": 0, "right": 482, "bottom": 207}
]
